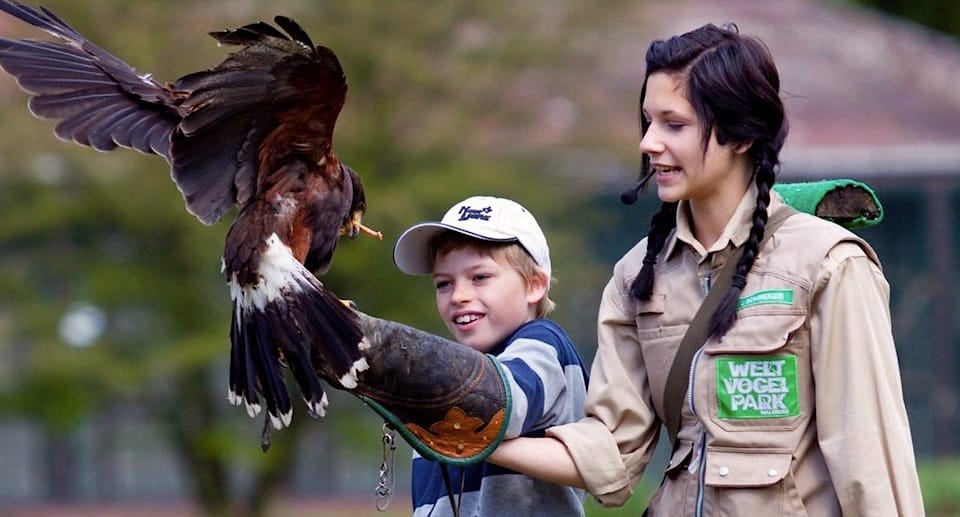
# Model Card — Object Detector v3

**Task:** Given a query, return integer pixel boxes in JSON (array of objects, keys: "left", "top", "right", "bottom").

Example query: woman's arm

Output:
[
  {"left": 811, "top": 242, "right": 924, "bottom": 515},
  {"left": 488, "top": 436, "right": 586, "bottom": 489}
]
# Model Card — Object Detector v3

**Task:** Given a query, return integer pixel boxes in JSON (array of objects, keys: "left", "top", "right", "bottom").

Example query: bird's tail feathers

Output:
[
  {"left": 227, "top": 272, "right": 367, "bottom": 431},
  {"left": 228, "top": 307, "right": 294, "bottom": 430}
]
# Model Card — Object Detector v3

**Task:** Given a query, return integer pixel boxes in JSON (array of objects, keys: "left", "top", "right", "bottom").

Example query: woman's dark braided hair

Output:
[{"left": 627, "top": 23, "right": 789, "bottom": 340}]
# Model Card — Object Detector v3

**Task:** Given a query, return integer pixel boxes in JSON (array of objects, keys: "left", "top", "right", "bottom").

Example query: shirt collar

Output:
[{"left": 663, "top": 183, "right": 775, "bottom": 261}]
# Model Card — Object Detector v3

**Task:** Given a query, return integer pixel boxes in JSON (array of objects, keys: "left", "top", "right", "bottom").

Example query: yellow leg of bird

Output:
[
  {"left": 357, "top": 222, "right": 382, "bottom": 240},
  {"left": 339, "top": 211, "right": 382, "bottom": 240}
]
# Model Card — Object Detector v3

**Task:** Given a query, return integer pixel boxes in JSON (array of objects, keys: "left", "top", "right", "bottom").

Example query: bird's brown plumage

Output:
[{"left": 0, "top": 0, "right": 375, "bottom": 442}]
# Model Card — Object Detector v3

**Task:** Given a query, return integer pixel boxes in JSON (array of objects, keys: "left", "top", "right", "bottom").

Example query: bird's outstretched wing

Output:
[
  {"left": 0, "top": 0, "right": 180, "bottom": 156},
  {"left": 169, "top": 16, "right": 349, "bottom": 224},
  {"left": 0, "top": 1, "right": 350, "bottom": 227}
]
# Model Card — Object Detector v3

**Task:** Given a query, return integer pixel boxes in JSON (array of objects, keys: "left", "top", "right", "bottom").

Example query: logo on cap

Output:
[{"left": 457, "top": 205, "right": 492, "bottom": 222}]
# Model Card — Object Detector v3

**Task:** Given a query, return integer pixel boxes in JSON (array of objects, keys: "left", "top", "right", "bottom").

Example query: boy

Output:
[{"left": 392, "top": 195, "right": 588, "bottom": 517}]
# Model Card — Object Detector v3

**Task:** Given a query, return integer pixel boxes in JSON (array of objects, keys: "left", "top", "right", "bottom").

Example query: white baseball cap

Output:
[{"left": 393, "top": 196, "right": 551, "bottom": 278}]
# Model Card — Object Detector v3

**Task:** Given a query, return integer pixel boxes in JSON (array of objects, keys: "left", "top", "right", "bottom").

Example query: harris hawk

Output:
[{"left": 0, "top": 0, "right": 379, "bottom": 444}]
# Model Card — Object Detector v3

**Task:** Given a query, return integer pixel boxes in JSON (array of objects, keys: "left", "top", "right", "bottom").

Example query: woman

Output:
[{"left": 489, "top": 23, "right": 924, "bottom": 516}]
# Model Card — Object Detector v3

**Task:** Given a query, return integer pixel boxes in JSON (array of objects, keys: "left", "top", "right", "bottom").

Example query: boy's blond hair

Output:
[{"left": 427, "top": 231, "right": 556, "bottom": 318}]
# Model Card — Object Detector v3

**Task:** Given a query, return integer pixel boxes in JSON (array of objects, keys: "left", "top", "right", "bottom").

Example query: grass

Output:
[
  {"left": 919, "top": 457, "right": 960, "bottom": 517},
  {"left": 585, "top": 493, "right": 651, "bottom": 516}
]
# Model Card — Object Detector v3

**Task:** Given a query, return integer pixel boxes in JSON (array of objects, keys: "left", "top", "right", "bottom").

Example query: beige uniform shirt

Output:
[{"left": 548, "top": 188, "right": 925, "bottom": 516}]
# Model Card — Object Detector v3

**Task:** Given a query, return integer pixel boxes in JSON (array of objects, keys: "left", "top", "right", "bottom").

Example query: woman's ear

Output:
[{"left": 733, "top": 139, "right": 753, "bottom": 155}]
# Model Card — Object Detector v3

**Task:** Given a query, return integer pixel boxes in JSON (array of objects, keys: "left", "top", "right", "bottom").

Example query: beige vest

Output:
[
  {"left": 634, "top": 207, "right": 913, "bottom": 516},
  {"left": 549, "top": 191, "right": 923, "bottom": 515}
]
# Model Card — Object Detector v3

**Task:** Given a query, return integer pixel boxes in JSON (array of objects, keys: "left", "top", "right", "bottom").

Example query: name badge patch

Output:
[
  {"left": 737, "top": 289, "right": 794, "bottom": 310},
  {"left": 716, "top": 355, "right": 799, "bottom": 419}
]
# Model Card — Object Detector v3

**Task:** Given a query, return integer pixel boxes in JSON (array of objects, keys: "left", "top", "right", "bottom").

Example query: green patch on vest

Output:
[
  {"left": 716, "top": 355, "right": 799, "bottom": 419},
  {"left": 737, "top": 289, "right": 794, "bottom": 310}
]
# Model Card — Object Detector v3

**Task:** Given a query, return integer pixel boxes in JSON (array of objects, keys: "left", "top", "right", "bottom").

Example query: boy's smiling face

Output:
[{"left": 432, "top": 246, "right": 545, "bottom": 353}]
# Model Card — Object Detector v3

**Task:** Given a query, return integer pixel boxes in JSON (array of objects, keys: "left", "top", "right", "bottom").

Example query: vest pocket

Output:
[
  {"left": 635, "top": 292, "right": 666, "bottom": 316},
  {"left": 703, "top": 447, "right": 808, "bottom": 517},
  {"left": 703, "top": 312, "right": 805, "bottom": 355},
  {"left": 704, "top": 447, "right": 791, "bottom": 487},
  {"left": 702, "top": 312, "right": 810, "bottom": 433}
]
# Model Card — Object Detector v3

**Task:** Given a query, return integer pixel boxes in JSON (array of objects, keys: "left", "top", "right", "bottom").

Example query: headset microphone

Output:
[{"left": 620, "top": 182, "right": 642, "bottom": 205}]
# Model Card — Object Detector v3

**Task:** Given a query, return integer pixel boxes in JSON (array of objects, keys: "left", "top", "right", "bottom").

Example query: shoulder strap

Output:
[{"left": 662, "top": 206, "right": 798, "bottom": 449}]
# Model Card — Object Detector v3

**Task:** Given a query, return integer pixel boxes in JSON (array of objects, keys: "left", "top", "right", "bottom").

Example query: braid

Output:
[
  {"left": 629, "top": 202, "right": 678, "bottom": 300},
  {"left": 707, "top": 151, "right": 777, "bottom": 339}
]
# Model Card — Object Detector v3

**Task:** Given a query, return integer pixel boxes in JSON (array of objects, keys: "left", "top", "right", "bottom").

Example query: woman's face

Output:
[{"left": 639, "top": 71, "right": 750, "bottom": 205}]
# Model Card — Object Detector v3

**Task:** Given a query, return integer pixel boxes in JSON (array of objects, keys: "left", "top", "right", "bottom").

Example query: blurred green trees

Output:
[{"left": 851, "top": 0, "right": 960, "bottom": 37}]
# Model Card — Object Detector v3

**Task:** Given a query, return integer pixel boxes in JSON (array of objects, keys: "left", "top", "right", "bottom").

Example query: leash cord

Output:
[
  {"left": 375, "top": 422, "right": 397, "bottom": 511},
  {"left": 438, "top": 464, "right": 461, "bottom": 517}
]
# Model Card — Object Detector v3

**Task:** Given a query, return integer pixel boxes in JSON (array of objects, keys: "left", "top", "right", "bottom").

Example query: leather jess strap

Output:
[{"left": 661, "top": 207, "right": 798, "bottom": 449}]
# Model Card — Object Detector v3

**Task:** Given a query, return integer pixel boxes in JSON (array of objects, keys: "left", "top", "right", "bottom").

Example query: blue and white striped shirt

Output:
[{"left": 411, "top": 319, "right": 588, "bottom": 516}]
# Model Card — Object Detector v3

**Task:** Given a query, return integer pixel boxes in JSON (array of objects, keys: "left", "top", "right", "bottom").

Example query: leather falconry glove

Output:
[{"left": 346, "top": 311, "right": 511, "bottom": 466}]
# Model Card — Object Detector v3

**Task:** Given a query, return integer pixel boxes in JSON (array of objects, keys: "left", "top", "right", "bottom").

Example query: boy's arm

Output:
[
  {"left": 495, "top": 326, "right": 586, "bottom": 437},
  {"left": 344, "top": 312, "right": 512, "bottom": 466},
  {"left": 489, "top": 435, "right": 586, "bottom": 488}
]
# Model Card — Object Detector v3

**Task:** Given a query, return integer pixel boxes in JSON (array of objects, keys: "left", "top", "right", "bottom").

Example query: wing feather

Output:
[
  {"left": 1, "top": 2, "right": 350, "bottom": 225},
  {"left": 274, "top": 16, "right": 316, "bottom": 51},
  {"left": 0, "top": 1, "right": 181, "bottom": 157},
  {"left": 56, "top": 100, "right": 127, "bottom": 149},
  {"left": 174, "top": 70, "right": 273, "bottom": 135},
  {"left": 209, "top": 21, "right": 288, "bottom": 45},
  {"left": 165, "top": 19, "right": 348, "bottom": 222}
]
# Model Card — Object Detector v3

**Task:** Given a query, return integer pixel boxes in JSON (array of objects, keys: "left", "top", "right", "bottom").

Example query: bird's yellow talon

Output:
[{"left": 358, "top": 223, "right": 382, "bottom": 240}]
